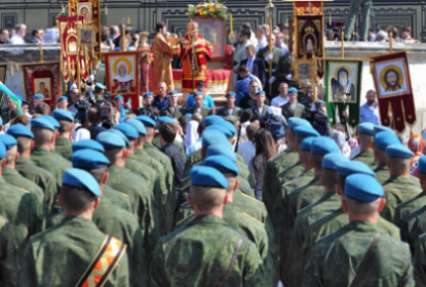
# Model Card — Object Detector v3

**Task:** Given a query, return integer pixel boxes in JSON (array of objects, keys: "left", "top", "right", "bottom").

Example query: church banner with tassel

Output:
[{"left": 370, "top": 52, "right": 416, "bottom": 132}]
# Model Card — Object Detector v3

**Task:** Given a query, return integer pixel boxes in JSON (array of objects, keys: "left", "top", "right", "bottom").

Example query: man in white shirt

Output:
[
  {"left": 271, "top": 82, "right": 289, "bottom": 107},
  {"left": 9, "top": 24, "right": 27, "bottom": 45},
  {"left": 360, "top": 89, "right": 380, "bottom": 125}
]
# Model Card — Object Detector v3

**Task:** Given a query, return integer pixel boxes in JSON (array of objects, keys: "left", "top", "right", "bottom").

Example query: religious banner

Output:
[
  {"left": 293, "top": 1, "right": 323, "bottom": 16},
  {"left": 57, "top": 15, "right": 87, "bottom": 84},
  {"left": 371, "top": 52, "right": 416, "bottom": 132},
  {"left": 104, "top": 51, "right": 140, "bottom": 110},
  {"left": 325, "top": 59, "right": 362, "bottom": 126},
  {"left": 22, "top": 62, "right": 62, "bottom": 107},
  {"left": 68, "top": 0, "right": 101, "bottom": 68}
]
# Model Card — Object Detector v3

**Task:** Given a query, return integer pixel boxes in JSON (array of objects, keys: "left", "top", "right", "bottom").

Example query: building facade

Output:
[{"left": 0, "top": 0, "right": 425, "bottom": 41}]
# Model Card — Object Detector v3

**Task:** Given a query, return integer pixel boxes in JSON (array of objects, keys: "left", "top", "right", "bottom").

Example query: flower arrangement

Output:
[{"left": 188, "top": 1, "right": 228, "bottom": 20}]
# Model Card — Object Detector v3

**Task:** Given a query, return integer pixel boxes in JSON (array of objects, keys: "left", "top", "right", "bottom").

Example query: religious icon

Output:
[
  {"left": 371, "top": 53, "right": 412, "bottom": 98},
  {"left": 34, "top": 78, "right": 52, "bottom": 100},
  {"left": 194, "top": 17, "right": 225, "bottom": 59},
  {"left": 296, "top": 16, "right": 323, "bottom": 59},
  {"left": 325, "top": 59, "right": 362, "bottom": 104},
  {"left": 104, "top": 51, "right": 140, "bottom": 97},
  {"left": 77, "top": 3, "right": 93, "bottom": 23}
]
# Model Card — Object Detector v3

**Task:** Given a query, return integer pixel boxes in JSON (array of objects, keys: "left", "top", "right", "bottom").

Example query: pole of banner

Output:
[
  {"left": 389, "top": 32, "right": 394, "bottom": 53},
  {"left": 266, "top": 0, "right": 275, "bottom": 96},
  {"left": 39, "top": 44, "right": 44, "bottom": 64},
  {"left": 340, "top": 28, "right": 345, "bottom": 59}
]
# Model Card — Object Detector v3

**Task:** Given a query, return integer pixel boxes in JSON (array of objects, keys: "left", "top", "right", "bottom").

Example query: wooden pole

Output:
[{"left": 340, "top": 28, "right": 345, "bottom": 59}]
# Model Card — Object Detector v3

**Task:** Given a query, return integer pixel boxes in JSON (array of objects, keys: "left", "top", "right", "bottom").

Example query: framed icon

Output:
[{"left": 325, "top": 59, "right": 362, "bottom": 104}]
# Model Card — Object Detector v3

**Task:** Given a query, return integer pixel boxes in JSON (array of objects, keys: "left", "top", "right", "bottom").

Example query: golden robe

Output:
[{"left": 151, "top": 33, "right": 175, "bottom": 94}]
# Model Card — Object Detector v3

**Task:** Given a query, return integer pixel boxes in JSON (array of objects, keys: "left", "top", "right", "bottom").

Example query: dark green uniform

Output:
[
  {"left": 375, "top": 165, "right": 391, "bottom": 184},
  {"left": 382, "top": 175, "right": 422, "bottom": 222},
  {"left": 55, "top": 136, "right": 72, "bottom": 160},
  {"left": 400, "top": 204, "right": 426, "bottom": 248},
  {"left": 150, "top": 215, "right": 268, "bottom": 287},
  {"left": 3, "top": 167, "right": 44, "bottom": 203},
  {"left": 103, "top": 185, "right": 132, "bottom": 212},
  {"left": 15, "top": 157, "right": 57, "bottom": 212},
  {"left": 304, "top": 221, "right": 414, "bottom": 287},
  {"left": 395, "top": 192, "right": 426, "bottom": 229},
  {"left": 413, "top": 232, "right": 426, "bottom": 286},
  {"left": 31, "top": 148, "right": 71, "bottom": 191},
  {"left": 19, "top": 216, "right": 130, "bottom": 287},
  {"left": 352, "top": 149, "right": 376, "bottom": 168}
]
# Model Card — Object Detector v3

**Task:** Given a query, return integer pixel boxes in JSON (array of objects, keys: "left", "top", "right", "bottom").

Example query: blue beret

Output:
[
  {"left": 202, "top": 155, "right": 239, "bottom": 176},
  {"left": 418, "top": 156, "right": 426, "bottom": 174},
  {"left": 294, "top": 125, "right": 320, "bottom": 140},
  {"left": 190, "top": 166, "right": 229, "bottom": 189},
  {"left": 72, "top": 149, "right": 110, "bottom": 170},
  {"left": 287, "top": 117, "right": 311, "bottom": 130},
  {"left": 202, "top": 129, "right": 229, "bottom": 148},
  {"left": 288, "top": 87, "right": 298, "bottom": 94},
  {"left": 114, "top": 95, "right": 124, "bottom": 102},
  {"left": 0, "top": 134, "right": 17, "bottom": 150},
  {"left": 311, "top": 136, "right": 340, "bottom": 155},
  {"left": 336, "top": 160, "right": 375, "bottom": 177},
  {"left": 114, "top": 123, "right": 139, "bottom": 140},
  {"left": 7, "top": 124, "right": 34, "bottom": 139},
  {"left": 96, "top": 131, "right": 127, "bottom": 149},
  {"left": 345, "top": 173, "right": 384, "bottom": 203},
  {"left": 43, "top": 115, "right": 60, "bottom": 130},
  {"left": 0, "top": 141, "right": 6, "bottom": 159},
  {"left": 157, "top": 116, "right": 176, "bottom": 125},
  {"left": 137, "top": 115, "right": 156, "bottom": 127},
  {"left": 358, "top": 123, "right": 375, "bottom": 136},
  {"left": 322, "top": 153, "right": 346, "bottom": 170},
  {"left": 270, "top": 122, "right": 285, "bottom": 140},
  {"left": 207, "top": 122, "right": 236, "bottom": 138},
  {"left": 95, "top": 83, "right": 106, "bottom": 90},
  {"left": 72, "top": 139, "right": 105, "bottom": 153},
  {"left": 63, "top": 168, "right": 101, "bottom": 198},
  {"left": 374, "top": 125, "right": 394, "bottom": 135},
  {"left": 386, "top": 144, "right": 414, "bottom": 159},
  {"left": 57, "top": 96, "right": 68, "bottom": 103},
  {"left": 126, "top": 119, "right": 147, "bottom": 136},
  {"left": 143, "top": 92, "right": 153, "bottom": 98},
  {"left": 53, "top": 109, "right": 74, "bottom": 122},
  {"left": 203, "top": 115, "right": 226, "bottom": 127},
  {"left": 206, "top": 143, "right": 237, "bottom": 162},
  {"left": 300, "top": 137, "right": 316, "bottom": 152},
  {"left": 31, "top": 117, "right": 56, "bottom": 132},
  {"left": 374, "top": 131, "right": 400, "bottom": 151},
  {"left": 109, "top": 129, "right": 130, "bottom": 147},
  {"left": 33, "top": 93, "right": 44, "bottom": 101},
  {"left": 226, "top": 91, "right": 236, "bottom": 98}
]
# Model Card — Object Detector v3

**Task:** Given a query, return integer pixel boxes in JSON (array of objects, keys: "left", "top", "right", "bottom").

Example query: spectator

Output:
[
  {"left": 29, "top": 29, "right": 44, "bottom": 44},
  {"left": 271, "top": 82, "right": 289, "bottom": 107},
  {"left": 282, "top": 87, "right": 305, "bottom": 119},
  {"left": 9, "top": 24, "right": 27, "bottom": 45},
  {"left": 153, "top": 82, "right": 170, "bottom": 114},
  {"left": 185, "top": 82, "right": 215, "bottom": 111},
  {"left": 360, "top": 89, "right": 380, "bottom": 125},
  {"left": 236, "top": 66, "right": 262, "bottom": 109},
  {"left": 401, "top": 26, "right": 417, "bottom": 44},
  {"left": 275, "top": 32, "right": 289, "bottom": 55},
  {"left": 43, "top": 27, "right": 59, "bottom": 44},
  {"left": 252, "top": 128, "right": 277, "bottom": 200},
  {"left": 137, "top": 92, "right": 156, "bottom": 117},
  {"left": 238, "top": 121, "right": 259, "bottom": 166},
  {"left": 240, "top": 44, "right": 259, "bottom": 76},
  {"left": 217, "top": 91, "right": 241, "bottom": 118},
  {"left": 251, "top": 90, "right": 270, "bottom": 125},
  {"left": 0, "top": 29, "right": 10, "bottom": 44},
  {"left": 255, "top": 25, "right": 268, "bottom": 52}
]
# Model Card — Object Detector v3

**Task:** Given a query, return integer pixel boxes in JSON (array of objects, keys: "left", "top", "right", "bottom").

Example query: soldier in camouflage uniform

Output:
[
  {"left": 352, "top": 122, "right": 376, "bottom": 167},
  {"left": 373, "top": 130, "right": 400, "bottom": 183},
  {"left": 52, "top": 109, "right": 74, "bottom": 160}
]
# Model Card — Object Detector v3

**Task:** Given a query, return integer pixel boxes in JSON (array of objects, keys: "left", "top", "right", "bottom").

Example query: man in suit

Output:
[
  {"left": 251, "top": 90, "right": 270, "bottom": 125},
  {"left": 282, "top": 87, "right": 305, "bottom": 119},
  {"left": 217, "top": 92, "right": 241, "bottom": 118},
  {"left": 240, "top": 45, "right": 260, "bottom": 79}
]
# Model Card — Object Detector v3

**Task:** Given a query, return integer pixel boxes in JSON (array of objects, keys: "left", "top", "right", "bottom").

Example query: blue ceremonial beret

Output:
[
  {"left": 203, "top": 115, "right": 226, "bottom": 127},
  {"left": 345, "top": 173, "right": 384, "bottom": 203},
  {"left": 300, "top": 137, "right": 316, "bottom": 152},
  {"left": 53, "top": 109, "right": 74, "bottom": 122},
  {"left": 109, "top": 129, "right": 130, "bottom": 147},
  {"left": 287, "top": 117, "right": 311, "bottom": 130},
  {"left": 202, "top": 128, "right": 229, "bottom": 148},
  {"left": 0, "top": 141, "right": 6, "bottom": 159},
  {"left": 95, "top": 83, "right": 106, "bottom": 90},
  {"left": 202, "top": 155, "right": 239, "bottom": 176},
  {"left": 96, "top": 131, "right": 127, "bottom": 149},
  {"left": 63, "top": 168, "right": 101, "bottom": 198},
  {"left": 386, "top": 144, "right": 414, "bottom": 159},
  {"left": 72, "top": 139, "right": 105, "bottom": 153},
  {"left": 7, "top": 124, "right": 34, "bottom": 139},
  {"left": 57, "top": 96, "right": 68, "bottom": 103},
  {"left": 226, "top": 91, "right": 236, "bottom": 98},
  {"left": 322, "top": 153, "right": 346, "bottom": 170},
  {"left": 374, "top": 131, "right": 400, "bottom": 151},
  {"left": 31, "top": 117, "right": 56, "bottom": 132},
  {"left": 311, "top": 136, "right": 340, "bottom": 156},
  {"left": 288, "top": 87, "right": 298, "bottom": 94},
  {"left": 358, "top": 123, "right": 375, "bottom": 136},
  {"left": 374, "top": 125, "right": 394, "bottom": 135},
  {"left": 33, "top": 93, "right": 44, "bottom": 101},
  {"left": 72, "top": 149, "right": 110, "bottom": 170},
  {"left": 336, "top": 160, "right": 375, "bottom": 177},
  {"left": 114, "top": 123, "right": 139, "bottom": 140},
  {"left": 143, "top": 91, "right": 153, "bottom": 98},
  {"left": 157, "top": 116, "right": 176, "bottom": 125},
  {"left": 206, "top": 143, "right": 237, "bottom": 162},
  {"left": 43, "top": 115, "right": 60, "bottom": 130},
  {"left": 294, "top": 125, "right": 320, "bottom": 140},
  {"left": 207, "top": 121, "right": 236, "bottom": 138},
  {"left": 127, "top": 119, "right": 147, "bottom": 136},
  {"left": 190, "top": 165, "right": 229, "bottom": 189},
  {"left": 0, "top": 134, "right": 17, "bottom": 150},
  {"left": 137, "top": 115, "right": 156, "bottom": 127},
  {"left": 418, "top": 156, "right": 426, "bottom": 174}
]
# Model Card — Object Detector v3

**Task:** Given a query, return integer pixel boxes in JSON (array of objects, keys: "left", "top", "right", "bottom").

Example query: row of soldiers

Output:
[{"left": 264, "top": 118, "right": 426, "bottom": 286}]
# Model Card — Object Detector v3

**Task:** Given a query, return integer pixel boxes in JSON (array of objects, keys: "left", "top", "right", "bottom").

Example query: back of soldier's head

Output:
[
  {"left": 159, "top": 123, "right": 177, "bottom": 144},
  {"left": 60, "top": 185, "right": 97, "bottom": 213},
  {"left": 189, "top": 185, "right": 226, "bottom": 211},
  {"left": 16, "top": 136, "right": 32, "bottom": 153},
  {"left": 32, "top": 127, "right": 54, "bottom": 146}
]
